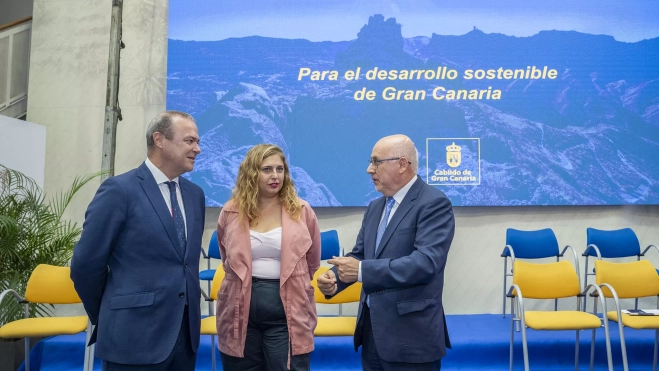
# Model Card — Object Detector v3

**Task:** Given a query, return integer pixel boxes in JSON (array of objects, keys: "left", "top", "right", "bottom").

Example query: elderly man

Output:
[
  {"left": 317, "top": 134, "right": 455, "bottom": 371},
  {"left": 71, "top": 111, "right": 205, "bottom": 371}
]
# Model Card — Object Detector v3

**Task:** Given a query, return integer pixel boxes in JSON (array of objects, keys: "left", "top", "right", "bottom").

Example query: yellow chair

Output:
[
  {"left": 312, "top": 266, "right": 362, "bottom": 336},
  {"left": 595, "top": 260, "right": 659, "bottom": 371},
  {"left": 0, "top": 264, "right": 92, "bottom": 371},
  {"left": 509, "top": 260, "right": 614, "bottom": 371},
  {"left": 200, "top": 264, "right": 225, "bottom": 371}
]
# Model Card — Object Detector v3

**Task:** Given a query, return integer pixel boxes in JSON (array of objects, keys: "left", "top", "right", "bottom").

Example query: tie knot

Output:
[
  {"left": 386, "top": 197, "right": 395, "bottom": 208},
  {"left": 165, "top": 181, "right": 177, "bottom": 192}
]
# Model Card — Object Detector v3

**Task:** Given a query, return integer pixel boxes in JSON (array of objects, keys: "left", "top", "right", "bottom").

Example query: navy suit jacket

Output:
[
  {"left": 71, "top": 162, "right": 205, "bottom": 364},
  {"left": 332, "top": 176, "right": 455, "bottom": 364}
]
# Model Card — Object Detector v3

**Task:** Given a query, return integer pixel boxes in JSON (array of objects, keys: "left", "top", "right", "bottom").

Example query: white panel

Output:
[{"left": 0, "top": 115, "right": 46, "bottom": 188}]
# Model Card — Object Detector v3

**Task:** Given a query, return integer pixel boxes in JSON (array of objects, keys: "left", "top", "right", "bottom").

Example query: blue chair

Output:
[
  {"left": 583, "top": 227, "right": 659, "bottom": 310},
  {"left": 200, "top": 230, "right": 221, "bottom": 314},
  {"left": 501, "top": 228, "right": 574, "bottom": 317},
  {"left": 320, "top": 229, "right": 341, "bottom": 260}
]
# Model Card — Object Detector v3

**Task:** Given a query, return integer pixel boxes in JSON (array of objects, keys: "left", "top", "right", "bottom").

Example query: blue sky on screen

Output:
[{"left": 169, "top": 0, "right": 659, "bottom": 43}]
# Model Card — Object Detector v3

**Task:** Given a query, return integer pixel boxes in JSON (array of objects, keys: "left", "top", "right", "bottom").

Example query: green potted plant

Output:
[{"left": 0, "top": 164, "right": 103, "bottom": 370}]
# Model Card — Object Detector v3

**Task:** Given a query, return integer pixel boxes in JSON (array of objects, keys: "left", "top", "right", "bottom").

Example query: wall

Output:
[{"left": 27, "top": 0, "right": 659, "bottom": 318}]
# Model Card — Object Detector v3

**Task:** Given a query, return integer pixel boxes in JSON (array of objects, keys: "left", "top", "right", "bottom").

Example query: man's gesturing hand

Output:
[
  {"left": 327, "top": 256, "right": 359, "bottom": 283},
  {"left": 316, "top": 269, "right": 337, "bottom": 296}
]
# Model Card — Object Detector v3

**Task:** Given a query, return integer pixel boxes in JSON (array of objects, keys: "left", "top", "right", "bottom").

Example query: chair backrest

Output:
[
  {"left": 209, "top": 264, "right": 226, "bottom": 301},
  {"left": 24, "top": 264, "right": 81, "bottom": 304},
  {"left": 504, "top": 228, "right": 560, "bottom": 259},
  {"left": 208, "top": 230, "right": 221, "bottom": 259},
  {"left": 513, "top": 260, "right": 581, "bottom": 299},
  {"left": 585, "top": 228, "right": 640, "bottom": 258},
  {"left": 595, "top": 260, "right": 659, "bottom": 299},
  {"left": 320, "top": 230, "right": 341, "bottom": 260},
  {"left": 312, "top": 267, "right": 361, "bottom": 304}
]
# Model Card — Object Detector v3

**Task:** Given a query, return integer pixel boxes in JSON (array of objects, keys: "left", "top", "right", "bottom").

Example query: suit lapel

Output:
[
  {"left": 137, "top": 163, "right": 183, "bottom": 260},
  {"left": 365, "top": 197, "right": 386, "bottom": 260},
  {"left": 180, "top": 179, "right": 195, "bottom": 260},
  {"left": 374, "top": 177, "right": 423, "bottom": 259}
]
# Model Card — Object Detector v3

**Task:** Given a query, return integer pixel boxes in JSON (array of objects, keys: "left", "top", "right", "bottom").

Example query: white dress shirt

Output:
[
  {"left": 358, "top": 175, "right": 417, "bottom": 282},
  {"left": 145, "top": 157, "right": 187, "bottom": 237}
]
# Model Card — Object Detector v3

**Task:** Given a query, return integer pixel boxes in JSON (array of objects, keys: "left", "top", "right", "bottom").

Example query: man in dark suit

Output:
[
  {"left": 71, "top": 111, "right": 205, "bottom": 371},
  {"left": 318, "top": 134, "right": 455, "bottom": 371}
]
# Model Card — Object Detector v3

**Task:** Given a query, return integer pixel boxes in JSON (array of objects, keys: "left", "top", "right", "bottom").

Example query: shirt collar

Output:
[
  {"left": 145, "top": 157, "right": 179, "bottom": 185},
  {"left": 391, "top": 175, "right": 417, "bottom": 205}
]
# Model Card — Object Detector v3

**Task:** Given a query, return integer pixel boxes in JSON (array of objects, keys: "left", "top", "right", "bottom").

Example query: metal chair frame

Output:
[
  {"left": 0, "top": 270, "right": 93, "bottom": 371},
  {"left": 502, "top": 228, "right": 568, "bottom": 318},
  {"left": 508, "top": 251, "right": 613, "bottom": 371},
  {"left": 583, "top": 228, "right": 659, "bottom": 312},
  {"left": 594, "top": 262, "right": 659, "bottom": 371}
]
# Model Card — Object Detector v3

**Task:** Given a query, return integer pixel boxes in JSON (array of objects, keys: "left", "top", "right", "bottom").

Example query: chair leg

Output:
[
  {"left": 207, "top": 280, "right": 213, "bottom": 318},
  {"left": 521, "top": 321, "right": 530, "bottom": 371},
  {"left": 590, "top": 329, "right": 595, "bottom": 371},
  {"left": 515, "top": 298, "right": 521, "bottom": 332},
  {"left": 83, "top": 345, "right": 90, "bottom": 371},
  {"left": 616, "top": 319, "right": 629, "bottom": 371},
  {"left": 503, "top": 258, "right": 508, "bottom": 318},
  {"left": 212, "top": 335, "right": 217, "bottom": 371},
  {"left": 653, "top": 329, "right": 658, "bottom": 371},
  {"left": 24, "top": 336, "right": 30, "bottom": 371},
  {"left": 583, "top": 258, "right": 589, "bottom": 312},
  {"left": 600, "top": 314, "right": 613, "bottom": 371},
  {"left": 574, "top": 330, "right": 580, "bottom": 371},
  {"left": 83, "top": 321, "right": 94, "bottom": 371},
  {"left": 509, "top": 307, "right": 514, "bottom": 371}
]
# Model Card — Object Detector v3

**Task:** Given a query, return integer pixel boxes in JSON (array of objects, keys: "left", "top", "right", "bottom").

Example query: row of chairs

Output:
[
  {"left": 0, "top": 229, "right": 354, "bottom": 371},
  {"left": 504, "top": 228, "right": 659, "bottom": 371},
  {"left": 502, "top": 227, "right": 659, "bottom": 316}
]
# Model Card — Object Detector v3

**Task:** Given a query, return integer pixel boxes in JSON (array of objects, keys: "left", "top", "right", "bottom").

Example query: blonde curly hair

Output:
[{"left": 230, "top": 144, "right": 301, "bottom": 225}]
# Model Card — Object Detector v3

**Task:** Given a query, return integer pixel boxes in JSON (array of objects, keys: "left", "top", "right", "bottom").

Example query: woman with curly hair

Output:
[{"left": 215, "top": 144, "right": 321, "bottom": 371}]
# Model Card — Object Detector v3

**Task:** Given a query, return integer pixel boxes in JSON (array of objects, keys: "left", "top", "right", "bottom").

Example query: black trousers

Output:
[
  {"left": 361, "top": 305, "right": 441, "bottom": 371},
  {"left": 220, "top": 277, "right": 311, "bottom": 371},
  {"left": 102, "top": 306, "right": 196, "bottom": 371}
]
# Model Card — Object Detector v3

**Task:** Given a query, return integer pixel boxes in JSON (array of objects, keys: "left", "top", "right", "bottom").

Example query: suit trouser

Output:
[
  {"left": 102, "top": 305, "right": 196, "bottom": 371},
  {"left": 220, "top": 277, "right": 311, "bottom": 371},
  {"left": 361, "top": 305, "right": 442, "bottom": 371}
]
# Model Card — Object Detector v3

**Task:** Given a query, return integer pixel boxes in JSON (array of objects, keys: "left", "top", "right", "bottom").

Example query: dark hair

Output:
[{"left": 146, "top": 110, "right": 195, "bottom": 150}]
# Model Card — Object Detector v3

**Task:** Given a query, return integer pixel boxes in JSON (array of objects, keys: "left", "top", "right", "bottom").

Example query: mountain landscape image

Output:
[{"left": 167, "top": 14, "right": 659, "bottom": 206}]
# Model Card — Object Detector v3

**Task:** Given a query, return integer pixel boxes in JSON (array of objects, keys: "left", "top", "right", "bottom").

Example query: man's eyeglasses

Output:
[{"left": 368, "top": 157, "right": 409, "bottom": 168}]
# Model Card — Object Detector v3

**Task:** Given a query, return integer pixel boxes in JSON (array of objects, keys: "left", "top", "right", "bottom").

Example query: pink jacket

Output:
[{"left": 215, "top": 198, "right": 321, "bottom": 360}]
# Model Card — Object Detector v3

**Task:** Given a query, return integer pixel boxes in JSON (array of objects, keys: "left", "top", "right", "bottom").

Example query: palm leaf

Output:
[
  {"left": 0, "top": 164, "right": 104, "bottom": 326},
  {"left": 50, "top": 170, "right": 107, "bottom": 220}
]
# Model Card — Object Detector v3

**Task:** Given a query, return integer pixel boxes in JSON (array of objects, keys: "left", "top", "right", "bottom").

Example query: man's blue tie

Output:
[
  {"left": 165, "top": 181, "right": 187, "bottom": 254},
  {"left": 367, "top": 196, "right": 396, "bottom": 307},
  {"left": 375, "top": 197, "right": 396, "bottom": 254}
]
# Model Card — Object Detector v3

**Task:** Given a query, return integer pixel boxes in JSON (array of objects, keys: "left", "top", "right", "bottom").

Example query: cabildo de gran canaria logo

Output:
[
  {"left": 446, "top": 142, "right": 461, "bottom": 168},
  {"left": 426, "top": 138, "right": 480, "bottom": 186}
]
